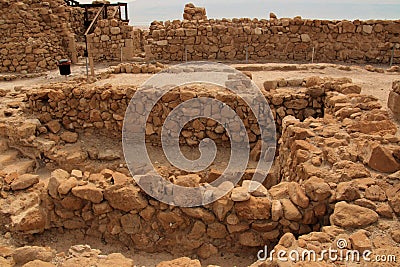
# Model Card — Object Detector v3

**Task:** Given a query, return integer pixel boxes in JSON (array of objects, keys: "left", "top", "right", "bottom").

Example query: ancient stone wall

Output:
[
  {"left": 388, "top": 80, "right": 400, "bottom": 117},
  {"left": 3, "top": 77, "right": 400, "bottom": 258},
  {"left": 25, "top": 79, "right": 334, "bottom": 147},
  {"left": 0, "top": 0, "right": 83, "bottom": 73},
  {"left": 183, "top": 3, "right": 207, "bottom": 21},
  {"left": 25, "top": 71, "right": 366, "bottom": 151},
  {"left": 0, "top": 167, "right": 331, "bottom": 255},
  {"left": 278, "top": 93, "right": 399, "bottom": 183},
  {"left": 146, "top": 5, "right": 400, "bottom": 64},
  {"left": 69, "top": 7, "right": 86, "bottom": 43},
  {"left": 87, "top": 18, "right": 142, "bottom": 62}
]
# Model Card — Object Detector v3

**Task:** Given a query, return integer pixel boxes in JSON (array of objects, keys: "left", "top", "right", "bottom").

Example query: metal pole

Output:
[
  {"left": 245, "top": 45, "right": 248, "bottom": 63},
  {"left": 84, "top": 35, "right": 89, "bottom": 79},
  {"left": 185, "top": 46, "right": 188, "bottom": 62},
  {"left": 312, "top": 47, "right": 315, "bottom": 64},
  {"left": 86, "top": 57, "right": 88, "bottom": 79},
  {"left": 390, "top": 46, "right": 395, "bottom": 67},
  {"left": 89, "top": 56, "right": 95, "bottom": 77}
]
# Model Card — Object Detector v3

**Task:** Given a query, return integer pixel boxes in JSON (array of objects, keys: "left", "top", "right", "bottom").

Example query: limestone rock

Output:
[
  {"left": 23, "top": 260, "right": 56, "bottom": 267},
  {"left": 212, "top": 197, "right": 233, "bottom": 221},
  {"left": 46, "top": 120, "right": 61, "bottom": 134},
  {"left": 388, "top": 188, "right": 400, "bottom": 215},
  {"left": 235, "top": 196, "right": 271, "bottom": 220},
  {"left": 330, "top": 201, "right": 379, "bottom": 228},
  {"left": 336, "top": 182, "right": 360, "bottom": 201},
  {"left": 242, "top": 180, "right": 269, "bottom": 197},
  {"left": 304, "top": 177, "right": 331, "bottom": 201},
  {"left": 376, "top": 203, "right": 393, "bottom": 218},
  {"left": 231, "top": 187, "right": 250, "bottom": 202},
  {"left": 278, "top": 232, "right": 296, "bottom": 248},
  {"left": 388, "top": 91, "right": 400, "bottom": 114},
  {"left": 111, "top": 172, "right": 130, "bottom": 185},
  {"left": 362, "top": 143, "right": 400, "bottom": 173},
  {"left": 12, "top": 207, "right": 47, "bottom": 233},
  {"left": 391, "top": 230, "right": 400, "bottom": 243},
  {"left": 239, "top": 231, "right": 263, "bottom": 247},
  {"left": 207, "top": 222, "right": 228, "bottom": 239},
  {"left": 189, "top": 221, "right": 206, "bottom": 239},
  {"left": 271, "top": 200, "right": 283, "bottom": 221},
  {"left": 349, "top": 230, "right": 372, "bottom": 252},
  {"left": 341, "top": 21, "right": 356, "bottom": 33},
  {"left": 288, "top": 182, "right": 309, "bottom": 208},
  {"left": 174, "top": 174, "right": 201, "bottom": 187},
  {"left": 305, "top": 76, "right": 323, "bottom": 87},
  {"left": 58, "top": 177, "right": 78, "bottom": 195},
  {"left": 197, "top": 243, "right": 218, "bottom": 259},
  {"left": 120, "top": 214, "right": 141, "bottom": 234},
  {"left": 365, "top": 185, "right": 386, "bottom": 201},
  {"left": 60, "top": 131, "right": 79, "bottom": 143},
  {"left": 0, "top": 256, "right": 11, "bottom": 267},
  {"left": 348, "top": 120, "right": 397, "bottom": 135},
  {"left": 61, "top": 196, "right": 83, "bottom": 211},
  {"left": 104, "top": 185, "right": 148, "bottom": 212},
  {"left": 301, "top": 34, "right": 311, "bottom": 42},
  {"left": 157, "top": 257, "right": 201, "bottom": 267},
  {"left": 338, "top": 83, "right": 361, "bottom": 94},
  {"left": 263, "top": 80, "right": 278, "bottom": 91},
  {"left": 71, "top": 170, "right": 83, "bottom": 178},
  {"left": 281, "top": 199, "right": 302, "bottom": 221},
  {"left": 110, "top": 27, "right": 121, "bottom": 35},
  {"left": 181, "top": 207, "right": 215, "bottom": 223},
  {"left": 71, "top": 185, "right": 103, "bottom": 203},
  {"left": 48, "top": 169, "right": 69, "bottom": 198},
  {"left": 12, "top": 246, "right": 55, "bottom": 265},
  {"left": 10, "top": 174, "right": 39, "bottom": 190},
  {"left": 97, "top": 253, "right": 134, "bottom": 267},
  {"left": 97, "top": 149, "right": 120, "bottom": 161}
]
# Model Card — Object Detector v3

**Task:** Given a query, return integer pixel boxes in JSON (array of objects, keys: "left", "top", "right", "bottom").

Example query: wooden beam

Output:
[{"left": 84, "top": 4, "right": 105, "bottom": 36}]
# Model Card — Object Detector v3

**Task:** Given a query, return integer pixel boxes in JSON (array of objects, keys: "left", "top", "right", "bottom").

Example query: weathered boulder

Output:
[
  {"left": 361, "top": 142, "right": 400, "bottom": 173},
  {"left": 349, "top": 230, "right": 372, "bottom": 252},
  {"left": 235, "top": 196, "right": 271, "bottom": 220},
  {"left": 12, "top": 207, "right": 47, "bottom": 234},
  {"left": 10, "top": 174, "right": 39, "bottom": 190},
  {"left": 60, "top": 131, "right": 79, "bottom": 143},
  {"left": 304, "top": 177, "right": 331, "bottom": 201},
  {"left": 104, "top": 185, "right": 148, "bottom": 212},
  {"left": 71, "top": 185, "right": 103, "bottom": 203},
  {"left": 157, "top": 257, "right": 201, "bottom": 267},
  {"left": 330, "top": 202, "right": 379, "bottom": 228},
  {"left": 281, "top": 199, "right": 302, "bottom": 221},
  {"left": 12, "top": 246, "right": 55, "bottom": 265}
]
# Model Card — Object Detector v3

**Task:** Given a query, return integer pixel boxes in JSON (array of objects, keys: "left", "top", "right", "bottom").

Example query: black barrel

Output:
[{"left": 57, "top": 59, "right": 71, "bottom": 76}]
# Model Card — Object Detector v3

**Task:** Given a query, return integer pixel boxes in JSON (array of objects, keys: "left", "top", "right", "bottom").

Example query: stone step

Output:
[
  {"left": 0, "top": 150, "right": 19, "bottom": 168},
  {"left": 2, "top": 159, "right": 35, "bottom": 175}
]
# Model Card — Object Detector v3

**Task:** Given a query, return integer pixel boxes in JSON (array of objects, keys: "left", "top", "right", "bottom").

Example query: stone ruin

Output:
[
  {"left": 0, "top": 1, "right": 399, "bottom": 73},
  {"left": 183, "top": 3, "right": 207, "bottom": 21},
  {"left": 0, "top": 67, "right": 399, "bottom": 265},
  {"left": 0, "top": 1, "right": 400, "bottom": 267}
]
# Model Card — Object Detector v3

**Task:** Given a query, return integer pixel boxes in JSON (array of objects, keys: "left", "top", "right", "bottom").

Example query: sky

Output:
[{"left": 80, "top": 0, "right": 400, "bottom": 26}]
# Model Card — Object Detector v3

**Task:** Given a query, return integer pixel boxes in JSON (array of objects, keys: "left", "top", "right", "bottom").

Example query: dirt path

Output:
[{"left": 1, "top": 62, "right": 397, "bottom": 108}]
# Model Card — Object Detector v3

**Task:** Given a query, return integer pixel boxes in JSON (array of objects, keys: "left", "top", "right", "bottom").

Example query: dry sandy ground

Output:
[
  {"left": 0, "top": 62, "right": 397, "bottom": 108},
  {"left": 0, "top": 61, "right": 398, "bottom": 267}
]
